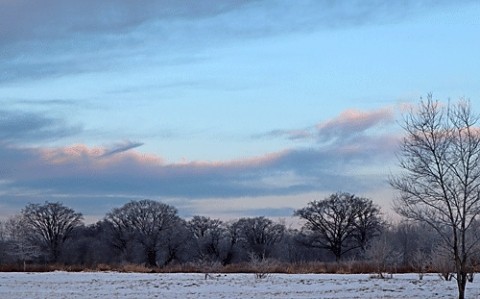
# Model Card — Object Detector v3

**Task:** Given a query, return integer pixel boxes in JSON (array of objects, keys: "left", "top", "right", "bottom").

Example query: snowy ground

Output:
[{"left": 0, "top": 272, "right": 478, "bottom": 299}]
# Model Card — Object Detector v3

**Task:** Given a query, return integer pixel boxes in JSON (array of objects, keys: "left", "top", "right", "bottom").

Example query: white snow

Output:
[{"left": 0, "top": 272, "right": 477, "bottom": 299}]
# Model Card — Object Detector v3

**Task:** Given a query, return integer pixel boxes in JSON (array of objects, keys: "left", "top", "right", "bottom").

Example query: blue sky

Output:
[{"left": 1, "top": 0, "right": 479, "bottom": 222}]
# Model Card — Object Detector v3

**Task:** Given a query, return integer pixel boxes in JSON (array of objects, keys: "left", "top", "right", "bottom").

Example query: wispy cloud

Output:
[
  {"left": 315, "top": 107, "right": 395, "bottom": 144},
  {"left": 258, "top": 107, "right": 395, "bottom": 145},
  {"left": 1, "top": 1, "right": 474, "bottom": 83},
  {"left": 0, "top": 109, "right": 82, "bottom": 143},
  {"left": 257, "top": 128, "right": 314, "bottom": 141},
  {"left": 100, "top": 141, "right": 144, "bottom": 158}
]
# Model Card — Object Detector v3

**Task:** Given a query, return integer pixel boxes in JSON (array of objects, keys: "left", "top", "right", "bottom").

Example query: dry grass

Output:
[{"left": 0, "top": 260, "right": 464, "bottom": 274}]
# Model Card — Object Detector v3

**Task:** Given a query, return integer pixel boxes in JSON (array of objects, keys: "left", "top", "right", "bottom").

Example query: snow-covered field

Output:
[{"left": 0, "top": 271, "right": 477, "bottom": 298}]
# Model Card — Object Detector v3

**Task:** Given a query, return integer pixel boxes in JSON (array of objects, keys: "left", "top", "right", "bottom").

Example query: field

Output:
[{"left": 0, "top": 272, "right": 477, "bottom": 298}]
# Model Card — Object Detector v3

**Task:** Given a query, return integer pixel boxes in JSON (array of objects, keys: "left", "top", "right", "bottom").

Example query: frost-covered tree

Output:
[
  {"left": 390, "top": 96, "right": 480, "bottom": 299},
  {"left": 5, "top": 216, "right": 41, "bottom": 270}
]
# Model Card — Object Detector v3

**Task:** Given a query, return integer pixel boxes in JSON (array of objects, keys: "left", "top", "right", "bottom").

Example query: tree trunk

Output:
[
  {"left": 146, "top": 248, "right": 157, "bottom": 267},
  {"left": 162, "top": 248, "right": 177, "bottom": 266},
  {"left": 333, "top": 246, "right": 342, "bottom": 262},
  {"left": 457, "top": 271, "right": 467, "bottom": 299},
  {"left": 222, "top": 251, "right": 234, "bottom": 266},
  {"left": 52, "top": 246, "right": 60, "bottom": 263}
]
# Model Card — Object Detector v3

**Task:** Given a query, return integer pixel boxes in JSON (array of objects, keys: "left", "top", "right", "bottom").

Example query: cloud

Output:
[
  {"left": 0, "top": 109, "right": 82, "bottom": 143},
  {"left": 1, "top": 142, "right": 389, "bottom": 198},
  {"left": 315, "top": 107, "right": 395, "bottom": 144},
  {"left": 0, "top": 105, "right": 402, "bottom": 219},
  {"left": 257, "top": 129, "right": 314, "bottom": 141},
  {"left": 1, "top": 1, "right": 475, "bottom": 83},
  {"left": 100, "top": 141, "right": 144, "bottom": 157},
  {"left": 258, "top": 107, "right": 395, "bottom": 145},
  {"left": 0, "top": 99, "right": 77, "bottom": 107},
  {"left": 0, "top": 108, "right": 399, "bottom": 199},
  {"left": 0, "top": 1, "right": 250, "bottom": 42}
]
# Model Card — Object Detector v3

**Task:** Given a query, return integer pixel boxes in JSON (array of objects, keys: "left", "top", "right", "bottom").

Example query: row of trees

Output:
[
  {"left": 0, "top": 193, "right": 384, "bottom": 268},
  {"left": 0, "top": 196, "right": 466, "bottom": 277},
  {"left": 0, "top": 193, "right": 469, "bottom": 278}
]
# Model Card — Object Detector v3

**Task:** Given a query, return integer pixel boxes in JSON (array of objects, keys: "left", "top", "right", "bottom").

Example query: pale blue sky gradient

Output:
[{"left": 0, "top": 1, "right": 479, "bottom": 221}]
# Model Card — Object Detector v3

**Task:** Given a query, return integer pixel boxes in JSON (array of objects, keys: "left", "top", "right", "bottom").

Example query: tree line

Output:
[
  {"left": 0, "top": 193, "right": 376, "bottom": 267},
  {"left": 0, "top": 192, "right": 464, "bottom": 274}
]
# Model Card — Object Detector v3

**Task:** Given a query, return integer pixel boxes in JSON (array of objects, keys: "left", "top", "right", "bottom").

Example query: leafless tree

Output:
[
  {"left": 391, "top": 220, "right": 421, "bottom": 267},
  {"left": 390, "top": 96, "right": 480, "bottom": 299},
  {"left": 104, "top": 199, "right": 180, "bottom": 267},
  {"left": 353, "top": 199, "right": 384, "bottom": 252},
  {"left": 295, "top": 192, "right": 382, "bottom": 262},
  {"left": 220, "top": 221, "right": 242, "bottom": 265},
  {"left": 0, "top": 220, "right": 4, "bottom": 241},
  {"left": 188, "top": 216, "right": 225, "bottom": 262},
  {"left": 189, "top": 216, "right": 223, "bottom": 240},
  {"left": 365, "top": 233, "right": 396, "bottom": 279},
  {"left": 21, "top": 202, "right": 83, "bottom": 263},
  {"left": 5, "top": 216, "right": 42, "bottom": 270},
  {"left": 234, "top": 217, "right": 285, "bottom": 261},
  {"left": 0, "top": 220, "right": 6, "bottom": 264},
  {"left": 158, "top": 219, "right": 192, "bottom": 266}
]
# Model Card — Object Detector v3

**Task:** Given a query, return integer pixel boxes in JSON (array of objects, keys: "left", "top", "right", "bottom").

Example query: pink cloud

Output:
[
  {"left": 315, "top": 107, "right": 395, "bottom": 142},
  {"left": 39, "top": 143, "right": 163, "bottom": 166},
  {"left": 259, "top": 106, "right": 397, "bottom": 144},
  {"left": 28, "top": 142, "right": 291, "bottom": 183}
]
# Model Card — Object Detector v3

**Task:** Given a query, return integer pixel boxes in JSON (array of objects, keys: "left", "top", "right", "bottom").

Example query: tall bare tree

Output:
[
  {"left": 21, "top": 202, "right": 83, "bottom": 262},
  {"left": 390, "top": 96, "right": 480, "bottom": 299},
  {"left": 295, "top": 192, "right": 382, "bottom": 261},
  {"left": 105, "top": 199, "right": 180, "bottom": 267}
]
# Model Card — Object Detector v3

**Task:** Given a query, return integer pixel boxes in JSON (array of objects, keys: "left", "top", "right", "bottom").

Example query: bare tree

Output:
[
  {"left": 188, "top": 216, "right": 225, "bottom": 263},
  {"left": 391, "top": 220, "right": 421, "bottom": 268},
  {"left": 234, "top": 217, "right": 285, "bottom": 261},
  {"left": 5, "top": 216, "right": 42, "bottom": 270},
  {"left": 294, "top": 192, "right": 382, "bottom": 262},
  {"left": 105, "top": 199, "right": 180, "bottom": 267},
  {"left": 98, "top": 219, "right": 132, "bottom": 262},
  {"left": 0, "top": 220, "right": 6, "bottom": 264},
  {"left": 21, "top": 202, "right": 83, "bottom": 263},
  {"left": 189, "top": 216, "right": 223, "bottom": 240},
  {"left": 220, "top": 221, "right": 242, "bottom": 265},
  {"left": 353, "top": 199, "right": 384, "bottom": 253},
  {"left": 0, "top": 220, "right": 4, "bottom": 241},
  {"left": 365, "top": 233, "right": 396, "bottom": 279},
  {"left": 390, "top": 96, "right": 480, "bottom": 299}
]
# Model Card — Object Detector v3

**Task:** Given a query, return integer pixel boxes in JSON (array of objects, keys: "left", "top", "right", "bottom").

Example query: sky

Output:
[{"left": 1, "top": 0, "right": 480, "bottom": 223}]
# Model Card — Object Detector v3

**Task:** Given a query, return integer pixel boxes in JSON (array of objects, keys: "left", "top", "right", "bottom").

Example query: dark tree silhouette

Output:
[
  {"left": 234, "top": 217, "right": 285, "bottom": 261},
  {"left": 295, "top": 192, "right": 382, "bottom": 261},
  {"left": 21, "top": 202, "right": 83, "bottom": 262},
  {"left": 188, "top": 216, "right": 225, "bottom": 262},
  {"left": 105, "top": 199, "right": 179, "bottom": 267}
]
